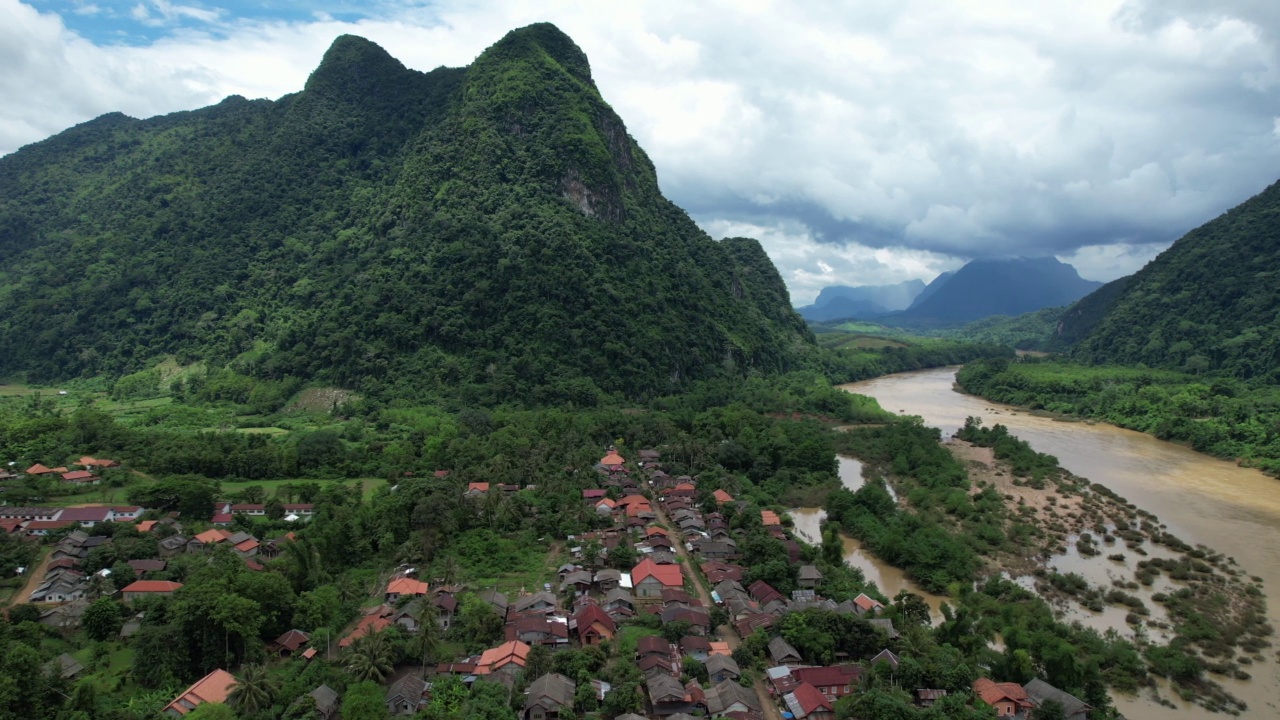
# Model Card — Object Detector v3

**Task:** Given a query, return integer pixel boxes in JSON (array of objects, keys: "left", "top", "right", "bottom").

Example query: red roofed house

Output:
[
  {"left": 632, "top": 558, "right": 683, "bottom": 598},
  {"left": 26, "top": 463, "right": 55, "bottom": 476},
  {"left": 599, "top": 451, "right": 625, "bottom": 467},
  {"left": 466, "top": 482, "right": 490, "bottom": 497},
  {"left": 386, "top": 576, "right": 430, "bottom": 602},
  {"left": 713, "top": 489, "right": 734, "bottom": 504},
  {"left": 340, "top": 608, "right": 393, "bottom": 648},
  {"left": 234, "top": 538, "right": 260, "bottom": 557},
  {"left": 973, "top": 678, "right": 1035, "bottom": 717},
  {"left": 852, "top": 593, "right": 884, "bottom": 615},
  {"left": 784, "top": 683, "right": 835, "bottom": 720},
  {"left": 163, "top": 668, "right": 237, "bottom": 716},
  {"left": 475, "top": 640, "right": 531, "bottom": 680},
  {"left": 123, "top": 580, "right": 182, "bottom": 603},
  {"left": 792, "top": 666, "right": 862, "bottom": 702},
  {"left": 136, "top": 520, "right": 158, "bottom": 533},
  {"left": 78, "top": 456, "right": 120, "bottom": 469},
  {"left": 273, "top": 629, "right": 310, "bottom": 656},
  {"left": 761, "top": 510, "right": 781, "bottom": 526},
  {"left": 61, "top": 470, "right": 100, "bottom": 485},
  {"left": 574, "top": 604, "right": 617, "bottom": 645}
]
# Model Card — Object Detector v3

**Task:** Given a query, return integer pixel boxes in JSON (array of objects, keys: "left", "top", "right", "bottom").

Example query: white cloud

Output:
[{"left": 1, "top": 0, "right": 1279, "bottom": 299}]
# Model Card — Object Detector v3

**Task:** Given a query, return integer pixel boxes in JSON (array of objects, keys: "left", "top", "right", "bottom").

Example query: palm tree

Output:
[
  {"left": 228, "top": 663, "right": 278, "bottom": 715},
  {"left": 345, "top": 631, "right": 395, "bottom": 683},
  {"left": 410, "top": 602, "right": 442, "bottom": 671}
]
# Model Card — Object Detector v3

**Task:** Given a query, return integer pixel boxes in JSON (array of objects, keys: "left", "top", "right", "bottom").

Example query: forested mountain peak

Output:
[
  {"left": 0, "top": 24, "right": 810, "bottom": 403},
  {"left": 1061, "top": 178, "right": 1280, "bottom": 377},
  {"left": 302, "top": 34, "right": 417, "bottom": 98}
]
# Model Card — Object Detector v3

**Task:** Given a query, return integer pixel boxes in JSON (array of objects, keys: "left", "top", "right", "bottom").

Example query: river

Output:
[
  {"left": 838, "top": 366, "right": 1280, "bottom": 720},
  {"left": 789, "top": 457, "right": 949, "bottom": 621}
]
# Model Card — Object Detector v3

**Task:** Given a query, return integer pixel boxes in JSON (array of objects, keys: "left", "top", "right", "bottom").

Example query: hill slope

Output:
[
  {"left": 1062, "top": 180, "right": 1280, "bottom": 377},
  {"left": 889, "top": 257, "right": 1101, "bottom": 326},
  {"left": 0, "top": 25, "right": 810, "bottom": 401},
  {"left": 797, "top": 280, "right": 924, "bottom": 321}
]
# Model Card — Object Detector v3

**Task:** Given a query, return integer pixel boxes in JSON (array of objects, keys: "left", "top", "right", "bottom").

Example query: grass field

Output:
[{"left": 218, "top": 476, "right": 389, "bottom": 500}]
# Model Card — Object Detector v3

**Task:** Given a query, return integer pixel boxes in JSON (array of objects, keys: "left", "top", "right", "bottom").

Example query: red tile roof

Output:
[
  {"left": 789, "top": 683, "right": 833, "bottom": 716},
  {"left": 761, "top": 510, "right": 781, "bottom": 526},
  {"left": 387, "top": 577, "right": 429, "bottom": 596},
  {"left": 61, "top": 470, "right": 98, "bottom": 482},
  {"left": 26, "top": 464, "right": 53, "bottom": 474},
  {"left": 164, "top": 668, "right": 237, "bottom": 716},
  {"left": 135, "top": 520, "right": 158, "bottom": 532},
  {"left": 600, "top": 451, "right": 625, "bottom": 466},
  {"left": 632, "top": 558, "right": 683, "bottom": 588},
  {"left": 467, "top": 482, "right": 490, "bottom": 493},
  {"left": 973, "top": 678, "right": 1033, "bottom": 709},
  {"left": 475, "top": 640, "right": 530, "bottom": 674},
  {"left": 713, "top": 489, "right": 734, "bottom": 503},
  {"left": 122, "top": 580, "right": 182, "bottom": 594}
]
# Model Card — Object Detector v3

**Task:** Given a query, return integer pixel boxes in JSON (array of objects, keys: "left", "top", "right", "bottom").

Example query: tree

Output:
[
  {"left": 342, "top": 681, "right": 390, "bottom": 720},
  {"left": 83, "top": 597, "right": 124, "bottom": 642},
  {"left": 228, "top": 664, "right": 278, "bottom": 715},
  {"left": 345, "top": 632, "right": 395, "bottom": 683},
  {"left": 1030, "top": 699, "right": 1066, "bottom": 720}
]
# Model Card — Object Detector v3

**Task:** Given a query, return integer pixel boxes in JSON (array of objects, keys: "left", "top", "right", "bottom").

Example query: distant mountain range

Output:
[
  {"left": 797, "top": 280, "right": 924, "bottom": 321},
  {"left": 799, "top": 258, "right": 1101, "bottom": 326}
]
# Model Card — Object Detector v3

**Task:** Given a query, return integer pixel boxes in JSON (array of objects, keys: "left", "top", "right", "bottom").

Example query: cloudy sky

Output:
[{"left": 4, "top": 0, "right": 1279, "bottom": 304}]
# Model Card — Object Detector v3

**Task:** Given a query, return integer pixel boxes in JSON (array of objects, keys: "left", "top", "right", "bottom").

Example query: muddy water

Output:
[
  {"left": 789, "top": 455, "right": 948, "bottom": 621},
  {"left": 841, "top": 367, "right": 1280, "bottom": 720}
]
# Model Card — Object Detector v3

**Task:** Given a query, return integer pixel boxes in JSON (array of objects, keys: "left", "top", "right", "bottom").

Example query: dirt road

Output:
[
  {"left": 7, "top": 549, "right": 50, "bottom": 607},
  {"left": 654, "top": 503, "right": 783, "bottom": 720}
]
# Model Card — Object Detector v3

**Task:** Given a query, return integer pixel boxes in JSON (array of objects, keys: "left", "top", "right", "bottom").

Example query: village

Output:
[{"left": 0, "top": 447, "right": 1090, "bottom": 719}]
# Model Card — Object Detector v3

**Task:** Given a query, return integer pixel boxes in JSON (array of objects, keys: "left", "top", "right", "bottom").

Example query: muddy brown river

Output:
[{"left": 835, "top": 366, "right": 1280, "bottom": 720}]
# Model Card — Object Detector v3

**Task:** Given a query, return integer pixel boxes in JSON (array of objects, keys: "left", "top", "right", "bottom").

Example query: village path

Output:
[
  {"left": 653, "top": 504, "right": 784, "bottom": 720},
  {"left": 8, "top": 548, "right": 51, "bottom": 608}
]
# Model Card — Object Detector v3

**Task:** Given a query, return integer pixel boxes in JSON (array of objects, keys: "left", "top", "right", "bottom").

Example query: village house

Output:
[
  {"left": 508, "top": 615, "right": 570, "bottom": 649},
  {"left": 784, "top": 683, "right": 835, "bottom": 720},
  {"left": 466, "top": 482, "right": 490, "bottom": 497},
  {"left": 122, "top": 580, "right": 182, "bottom": 604},
  {"left": 1023, "top": 679, "right": 1091, "bottom": 720},
  {"left": 308, "top": 685, "right": 340, "bottom": 720},
  {"left": 273, "top": 629, "right": 310, "bottom": 656},
  {"left": 852, "top": 593, "right": 884, "bottom": 615},
  {"left": 632, "top": 558, "right": 683, "bottom": 598},
  {"left": 61, "top": 470, "right": 100, "bottom": 485},
  {"left": 769, "top": 636, "right": 803, "bottom": 666},
  {"left": 646, "top": 674, "right": 695, "bottom": 717},
  {"left": 573, "top": 604, "right": 617, "bottom": 645},
  {"left": 974, "top": 678, "right": 1035, "bottom": 717},
  {"left": 792, "top": 666, "right": 862, "bottom": 702},
  {"left": 475, "top": 640, "right": 530, "bottom": 682},
  {"left": 915, "top": 689, "right": 948, "bottom": 708},
  {"left": 339, "top": 607, "right": 394, "bottom": 648},
  {"left": 512, "top": 591, "right": 558, "bottom": 615},
  {"left": 705, "top": 680, "right": 761, "bottom": 717},
  {"left": 706, "top": 654, "right": 741, "bottom": 684},
  {"left": 164, "top": 668, "right": 237, "bottom": 717},
  {"left": 386, "top": 576, "right": 430, "bottom": 603},
  {"left": 869, "top": 649, "right": 901, "bottom": 669},
  {"left": 159, "top": 535, "right": 188, "bottom": 558},
  {"left": 603, "top": 588, "right": 636, "bottom": 618},
  {"left": 797, "top": 565, "right": 824, "bottom": 589},
  {"left": 594, "top": 568, "right": 622, "bottom": 591},
  {"left": 680, "top": 635, "right": 712, "bottom": 662},
  {"left": 525, "top": 673, "right": 576, "bottom": 720},
  {"left": 386, "top": 674, "right": 429, "bottom": 716}
]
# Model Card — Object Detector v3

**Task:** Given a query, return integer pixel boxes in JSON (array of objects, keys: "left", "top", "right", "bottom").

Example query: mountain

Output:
[
  {"left": 0, "top": 25, "right": 811, "bottom": 401},
  {"left": 888, "top": 257, "right": 1102, "bottom": 326},
  {"left": 907, "top": 271, "right": 955, "bottom": 310},
  {"left": 798, "top": 280, "right": 924, "bottom": 321},
  {"left": 1060, "top": 180, "right": 1280, "bottom": 377}
]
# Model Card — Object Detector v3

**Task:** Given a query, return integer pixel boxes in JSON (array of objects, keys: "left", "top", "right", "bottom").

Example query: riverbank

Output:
[
  {"left": 840, "top": 367, "right": 1280, "bottom": 719},
  {"left": 954, "top": 358, "right": 1280, "bottom": 477}
]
